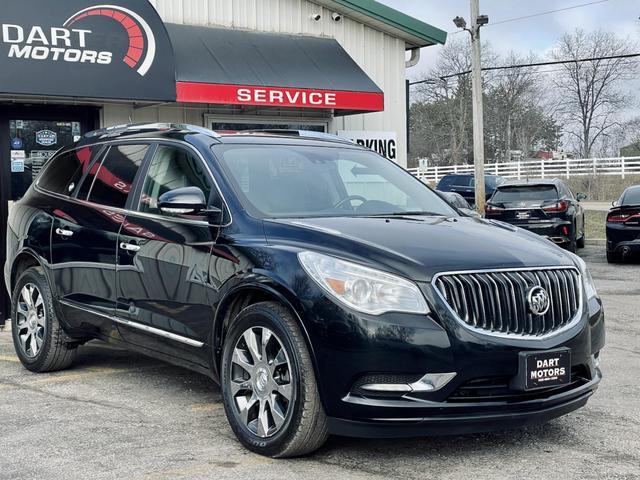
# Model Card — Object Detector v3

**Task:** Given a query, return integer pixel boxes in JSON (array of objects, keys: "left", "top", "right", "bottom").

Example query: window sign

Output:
[
  {"left": 35, "top": 129, "right": 57, "bottom": 147},
  {"left": 11, "top": 150, "right": 25, "bottom": 173},
  {"left": 11, "top": 137, "right": 23, "bottom": 149}
]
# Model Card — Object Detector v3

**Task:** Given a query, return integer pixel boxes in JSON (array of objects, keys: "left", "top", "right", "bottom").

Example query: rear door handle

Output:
[
  {"left": 120, "top": 242, "right": 141, "bottom": 252},
  {"left": 55, "top": 228, "right": 74, "bottom": 238}
]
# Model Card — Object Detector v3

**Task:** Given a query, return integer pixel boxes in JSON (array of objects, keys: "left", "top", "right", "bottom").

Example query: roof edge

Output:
[{"left": 317, "top": 0, "right": 447, "bottom": 48}]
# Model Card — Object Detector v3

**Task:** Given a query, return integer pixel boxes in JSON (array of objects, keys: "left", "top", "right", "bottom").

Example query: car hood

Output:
[{"left": 263, "top": 215, "right": 575, "bottom": 282}]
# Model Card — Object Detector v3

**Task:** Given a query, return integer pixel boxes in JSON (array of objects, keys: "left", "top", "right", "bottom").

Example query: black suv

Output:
[
  {"left": 486, "top": 179, "right": 587, "bottom": 252},
  {"left": 5, "top": 125, "right": 604, "bottom": 457},
  {"left": 436, "top": 173, "right": 505, "bottom": 206},
  {"left": 606, "top": 185, "right": 640, "bottom": 263}
]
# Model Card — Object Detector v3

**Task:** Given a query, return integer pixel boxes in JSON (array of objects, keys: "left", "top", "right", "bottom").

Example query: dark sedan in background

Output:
[
  {"left": 436, "top": 173, "right": 505, "bottom": 207},
  {"left": 437, "top": 191, "right": 480, "bottom": 217},
  {"left": 485, "top": 179, "right": 586, "bottom": 252},
  {"left": 606, "top": 185, "right": 640, "bottom": 263}
]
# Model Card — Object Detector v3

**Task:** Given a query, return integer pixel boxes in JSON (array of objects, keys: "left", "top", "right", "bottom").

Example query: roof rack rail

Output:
[
  {"left": 237, "top": 129, "right": 356, "bottom": 144},
  {"left": 84, "top": 123, "right": 221, "bottom": 139}
]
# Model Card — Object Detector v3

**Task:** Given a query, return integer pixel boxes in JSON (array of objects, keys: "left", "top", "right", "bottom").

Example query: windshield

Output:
[
  {"left": 214, "top": 144, "right": 457, "bottom": 219},
  {"left": 492, "top": 185, "right": 559, "bottom": 203}
]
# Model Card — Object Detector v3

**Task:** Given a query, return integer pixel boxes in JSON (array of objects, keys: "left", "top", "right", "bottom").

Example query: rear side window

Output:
[
  {"left": 437, "top": 176, "right": 456, "bottom": 188},
  {"left": 492, "top": 186, "right": 559, "bottom": 203},
  {"left": 38, "top": 146, "right": 98, "bottom": 196},
  {"left": 452, "top": 176, "right": 473, "bottom": 187},
  {"left": 622, "top": 188, "right": 640, "bottom": 205},
  {"left": 86, "top": 144, "right": 149, "bottom": 209},
  {"left": 485, "top": 176, "right": 505, "bottom": 189}
]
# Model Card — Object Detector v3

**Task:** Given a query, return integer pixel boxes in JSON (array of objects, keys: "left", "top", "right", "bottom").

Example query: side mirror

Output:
[
  {"left": 612, "top": 201, "right": 618, "bottom": 207},
  {"left": 158, "top": 186, "right": 206, "bottom": 215},
  {"left": 576, "top": 193, "right": 587, "bottom": 201}
]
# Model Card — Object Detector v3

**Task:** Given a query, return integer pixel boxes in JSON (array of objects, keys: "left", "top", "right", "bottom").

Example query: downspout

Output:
[
  {"left": 405, "top": 48, "right": 420, "bottom": 163},
  {"left": 405, "top": 48, "right": 421, "bottom": 68}
]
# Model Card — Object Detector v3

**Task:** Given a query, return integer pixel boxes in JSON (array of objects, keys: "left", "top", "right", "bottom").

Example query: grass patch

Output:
[{"left": 585, "top": 210, "right": 607, "bottom": 240}]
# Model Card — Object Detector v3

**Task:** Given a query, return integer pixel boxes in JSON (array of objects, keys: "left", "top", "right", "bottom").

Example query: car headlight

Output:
[
  {"left": 298, "top": 251, "right": 429, "bottom": 315},
  {"left": 571, "top": 253, "right": 598, "bottom": 300}
]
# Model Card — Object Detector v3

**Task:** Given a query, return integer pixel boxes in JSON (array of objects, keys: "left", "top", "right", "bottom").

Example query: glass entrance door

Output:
[{"left": 9, "top": 119, "right": 82, "bottom": 201}]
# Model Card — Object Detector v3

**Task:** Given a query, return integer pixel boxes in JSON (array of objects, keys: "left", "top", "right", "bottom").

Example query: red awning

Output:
[{"left": 167, "top": 24, "right": 384, "bottom": 115}]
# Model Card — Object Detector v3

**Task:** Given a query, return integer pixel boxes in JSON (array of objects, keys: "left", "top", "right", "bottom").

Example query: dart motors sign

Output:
[{"left": 0, "top": 0, "right": 175, "bottom": 101}]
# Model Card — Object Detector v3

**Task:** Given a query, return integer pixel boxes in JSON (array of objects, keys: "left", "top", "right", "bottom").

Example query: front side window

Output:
[
  {"left": 86, "top": 144, "right": 149, "bottom": 209},
  {"left": 215, "top": 145, "right": 456, "bottom": 219},
  {"left": 38, "top": 146, "right": 99, "bottom": 196},
  {"left": 139, "top": 145, "right": 213, "bottom": 215}
]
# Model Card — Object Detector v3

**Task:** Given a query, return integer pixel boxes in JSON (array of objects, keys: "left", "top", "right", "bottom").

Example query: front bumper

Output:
[
  {"left": 302, "top": 280, "right": 605, "bottom": 436},
  {"left": 328, "top": 368, "right": 600, "bottom": 438}
]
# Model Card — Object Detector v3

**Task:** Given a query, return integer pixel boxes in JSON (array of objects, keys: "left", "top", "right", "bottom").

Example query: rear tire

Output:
[
  {"left": 11, "top": 266, "right": 77, "bottom": 372},
  {"left": 566, "top": 236, "right": 577, "bottom": 253},
  {"left": 221, "top": 301, "right": 328, "bottom": 458},
  {"left": 577, "top": 231, "right": 585, "bottom": 249}
]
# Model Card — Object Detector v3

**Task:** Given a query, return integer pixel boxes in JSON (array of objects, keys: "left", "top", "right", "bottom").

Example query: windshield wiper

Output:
[
  {"left": 367, "top": 211, "right": 445, "bottom": 217},
  {"left": 356, "top": 211, "right": 448, "bottom": 220}
]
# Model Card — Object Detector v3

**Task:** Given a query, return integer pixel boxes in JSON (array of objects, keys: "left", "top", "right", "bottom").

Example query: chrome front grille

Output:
[{"left": 433, "top": 267, "right": 582, "bottom": 338}]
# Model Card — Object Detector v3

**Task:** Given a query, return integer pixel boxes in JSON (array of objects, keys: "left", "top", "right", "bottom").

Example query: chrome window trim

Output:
[
  {"left": 58, "top": 300, "right": 204, "bottom": 347},
  {"left": 34, "top": 137, "right": 233, "bottom": 228},
  {"left": 431, "top": 266, "right": 584, "bottom": 340}
]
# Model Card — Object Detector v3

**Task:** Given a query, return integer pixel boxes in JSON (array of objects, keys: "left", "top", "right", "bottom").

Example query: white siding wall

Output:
[{"left": 102, "top": 0, "right": 408, "bottom": 166}]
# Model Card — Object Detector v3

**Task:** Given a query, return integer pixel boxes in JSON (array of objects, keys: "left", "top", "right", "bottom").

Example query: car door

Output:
[
  {"left": 565, "top": 185, "right": 584, "bottom": 237},
  {"left": 50, "top": 143, "right": 150, "bottom": 335},
  {"left": 115, "top": 143, "right": 221, "bottom": 365}
]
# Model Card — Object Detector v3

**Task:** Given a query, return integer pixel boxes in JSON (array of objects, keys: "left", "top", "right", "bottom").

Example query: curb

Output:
[{"left": 586, "top": 239, "right": 606, "bottom": 246}]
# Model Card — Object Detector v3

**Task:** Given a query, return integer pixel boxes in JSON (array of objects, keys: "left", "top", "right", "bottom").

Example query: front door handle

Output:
[
  {"left": 55, "top": 228, "right": 74, "bottom": 238},
  {"left": 120, "top": 242, "right": 141, "bottom": 252}
]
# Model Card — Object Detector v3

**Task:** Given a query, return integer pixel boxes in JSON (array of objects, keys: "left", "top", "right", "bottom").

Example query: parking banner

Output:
[{"left": 338, "top": 131, "right": 398, "bottom": 161}]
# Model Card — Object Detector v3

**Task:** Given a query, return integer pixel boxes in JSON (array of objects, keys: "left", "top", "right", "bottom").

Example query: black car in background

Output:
[
  {"left": 436, "top": 173, "right": 505, "bottom": 206},
  {"left": 485, "top": 179, "right": 586, "bottom": 252},
  {"left": 5, "top": 125, "right": 604, "bottom": 457},
  {"left": 437, "top": 191, "right": 480, "bottom": 217},
  {"left": 606, "top": 185, "right": 640, "bottom": 263}
]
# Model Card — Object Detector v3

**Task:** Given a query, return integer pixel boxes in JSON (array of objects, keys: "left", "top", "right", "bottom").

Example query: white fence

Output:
[{"left": 408, "top": 156, "right": 640, "bottom": 184}]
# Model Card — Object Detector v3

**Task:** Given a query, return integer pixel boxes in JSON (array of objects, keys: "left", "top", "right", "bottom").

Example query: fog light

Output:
[{"left": 359, "top": 372, "right": 457, "bottom": 393}]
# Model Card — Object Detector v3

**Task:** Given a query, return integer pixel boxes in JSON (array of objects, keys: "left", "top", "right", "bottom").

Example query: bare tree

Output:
[
  {"left": 551, "top": 29, "right": 637, "bottom": 158},
  {"left": 413, "top": 38, "right": 474, "bottom": 164}
]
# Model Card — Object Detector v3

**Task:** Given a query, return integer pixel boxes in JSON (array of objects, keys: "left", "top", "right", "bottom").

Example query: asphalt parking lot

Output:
[{"left": 0, "top": 244, "right": 638, "bottom": 480}]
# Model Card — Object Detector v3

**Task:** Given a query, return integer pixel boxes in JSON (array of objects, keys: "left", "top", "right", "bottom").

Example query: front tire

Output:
[
  {"left": 221, "top": 301, "right": 328, "bottom": 457},
  {"left": 11, "top": 267, "right": 77, "bottom": 372}
]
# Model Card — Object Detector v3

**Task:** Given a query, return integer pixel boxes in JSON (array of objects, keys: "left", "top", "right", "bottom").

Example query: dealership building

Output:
[{"left": 0, "top": 0, "right": 445, "bottom": 322}]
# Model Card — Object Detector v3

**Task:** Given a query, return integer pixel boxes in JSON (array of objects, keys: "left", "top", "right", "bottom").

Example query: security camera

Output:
[
  {"left": 476, "top": 15, "right": 489, "bottom": 26},
  {"left": 331, "top": 12, "right": 342, "bottom": 22},
  {"left": 453, "top": 16, "right": 466, "bottom": 29},
  {"left": 310, "top": 13, "right": 321, "bottom": 21}
]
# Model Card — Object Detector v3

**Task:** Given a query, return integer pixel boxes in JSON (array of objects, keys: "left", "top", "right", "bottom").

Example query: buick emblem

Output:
[{"left": 527, "top": 286, "right": 550, "bottom": 316}]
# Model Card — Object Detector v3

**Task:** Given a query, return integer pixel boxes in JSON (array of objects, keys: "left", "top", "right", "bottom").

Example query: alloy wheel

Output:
[
  {"left": 15, "top": 284, "right": 46, "bottom": 358},
  {"left": 229, "top": 326, "right": 293, "bottom": 438}
]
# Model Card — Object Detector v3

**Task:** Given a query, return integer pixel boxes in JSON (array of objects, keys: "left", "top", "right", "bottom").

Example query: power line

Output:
[
  {"left": 409, "top": 52, "right": 640, "bottom": 85},
  {"left": 448, "top": 0, "right": 611, "bottom": 34}
]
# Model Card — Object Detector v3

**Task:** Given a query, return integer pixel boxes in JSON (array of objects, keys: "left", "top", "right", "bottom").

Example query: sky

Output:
[{"left": 378, "top": 0, "right": 640, "bottom": 80}]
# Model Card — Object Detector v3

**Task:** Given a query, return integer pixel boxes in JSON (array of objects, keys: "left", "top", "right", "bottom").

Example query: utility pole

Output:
[{"left": 453, "top": 1, "right": 488, "bottom": 214}]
